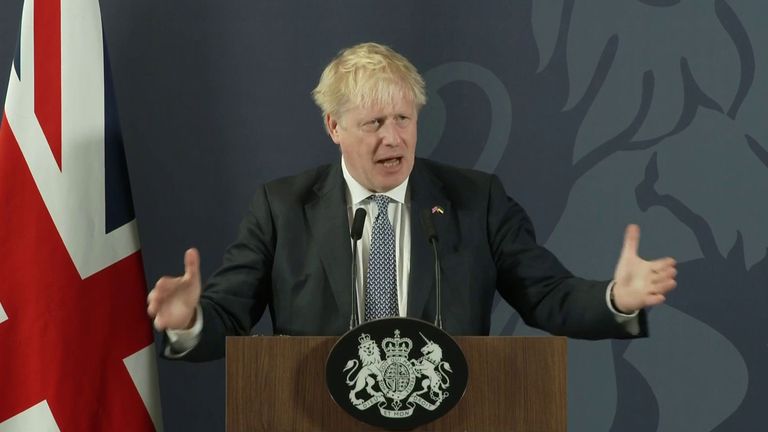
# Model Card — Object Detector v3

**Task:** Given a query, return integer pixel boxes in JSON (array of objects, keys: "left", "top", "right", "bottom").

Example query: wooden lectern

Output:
[{"left": 226, "top": 336, "right": 566, "bottom": 431}]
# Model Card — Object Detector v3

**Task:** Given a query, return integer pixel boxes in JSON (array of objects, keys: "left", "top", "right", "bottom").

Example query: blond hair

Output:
[{"left": 312, "top": 42, "right": 426, "bottom": 124}]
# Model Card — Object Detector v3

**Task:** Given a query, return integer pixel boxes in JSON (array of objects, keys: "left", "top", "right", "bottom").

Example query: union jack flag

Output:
[{"left": 0, "top": 0, "right": 161, "bottom": 430}]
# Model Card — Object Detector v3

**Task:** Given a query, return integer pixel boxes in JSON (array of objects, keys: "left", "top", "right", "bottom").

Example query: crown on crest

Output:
[
  {"left": 382, "top": 330, "right": 412, "bottom": 358},
  {"left": 358, "top": 333, "right": 375, "bottom": 348}
]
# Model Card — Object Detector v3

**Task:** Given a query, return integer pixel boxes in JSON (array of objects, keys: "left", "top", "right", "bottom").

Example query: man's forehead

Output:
[{"left": 346, "top": 99, "right": 416, "bottom": 117}]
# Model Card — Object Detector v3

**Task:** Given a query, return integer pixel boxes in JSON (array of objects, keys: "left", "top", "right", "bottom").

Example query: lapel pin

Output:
[{"left": 431, "top": 206, "right": 444, "bottom": 215}]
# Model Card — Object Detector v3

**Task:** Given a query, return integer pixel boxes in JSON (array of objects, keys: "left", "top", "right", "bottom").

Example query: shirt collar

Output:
[{"left": 341, "top": 156, "right": 409, "bottom": 205}]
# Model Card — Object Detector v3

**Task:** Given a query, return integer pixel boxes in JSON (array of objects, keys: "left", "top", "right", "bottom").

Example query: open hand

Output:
[
  {"left": 612, "top": 225, "right": 677, "bottom": 313},
  {"left": 147, "top": 248, "right": 202, "bottom": 331}
]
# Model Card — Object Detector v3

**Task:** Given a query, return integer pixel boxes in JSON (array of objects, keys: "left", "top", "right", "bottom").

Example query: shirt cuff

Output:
[
  {"left": 164, "top": 304, "right": 203, "bottom": 358},
  {"left": 606, "top": 280, "right": 639, "bottom": 319}
]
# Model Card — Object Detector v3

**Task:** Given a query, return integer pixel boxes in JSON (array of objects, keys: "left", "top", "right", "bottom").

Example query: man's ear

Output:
[{"left": 326, "top": 114, "right": 342, "bottom": 145}]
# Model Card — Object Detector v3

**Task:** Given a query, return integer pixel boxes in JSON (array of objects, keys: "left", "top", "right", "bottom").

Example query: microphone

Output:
[
  {"left": 420, "top": 210, "right": 443, "bottom": 329},
  {"left": 349, "top": 208, "right": 367, "bottom": 329}
]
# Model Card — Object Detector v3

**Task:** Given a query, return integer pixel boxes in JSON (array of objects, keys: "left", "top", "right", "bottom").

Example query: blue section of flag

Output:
[
  {"left": 13, "top": 25, "right": 21, "bottom": 80},
  {"left": 103, "top": 41, "right": 135, "bottom": 234}
]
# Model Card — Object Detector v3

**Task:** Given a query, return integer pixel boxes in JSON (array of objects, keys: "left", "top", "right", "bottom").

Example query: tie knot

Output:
[{"left": 370, "top": 194, "right": 391, "bottom": 212}]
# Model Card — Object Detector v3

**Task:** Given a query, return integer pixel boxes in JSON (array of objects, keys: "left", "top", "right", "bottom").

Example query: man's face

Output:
[{"left": 327, "top": 96, "right": 417, "bottom": 193}]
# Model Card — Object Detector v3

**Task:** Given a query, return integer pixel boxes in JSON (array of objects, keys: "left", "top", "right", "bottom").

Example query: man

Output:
[{"left": 146, "top": 43, "right": 677, "bottom": 361}]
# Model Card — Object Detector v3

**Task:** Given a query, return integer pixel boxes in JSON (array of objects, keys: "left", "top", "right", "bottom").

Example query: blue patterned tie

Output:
[{"left": 364, "top": 195, "right": 399, "bottom": 321}]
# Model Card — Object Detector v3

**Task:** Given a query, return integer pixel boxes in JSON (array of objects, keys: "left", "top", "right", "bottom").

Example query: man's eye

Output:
[
  {"left": 361, "top": 120, "right": 381, "bottom": 131},
  {"left": 395, "top": 116, "right": 410, "bottom": 126}
]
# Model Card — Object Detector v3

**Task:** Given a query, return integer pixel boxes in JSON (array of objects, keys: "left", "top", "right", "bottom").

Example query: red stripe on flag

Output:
[{"left": 34, "top": 0, "right": 63, "bottom": 170}]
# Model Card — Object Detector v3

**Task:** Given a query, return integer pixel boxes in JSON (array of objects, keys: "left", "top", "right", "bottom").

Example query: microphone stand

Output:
[
  {"left": 349, "top": 208, "right": 367, "bottom": 329},
  {"left": 421, "top": 210, "right": 443, "bottom": 329}
]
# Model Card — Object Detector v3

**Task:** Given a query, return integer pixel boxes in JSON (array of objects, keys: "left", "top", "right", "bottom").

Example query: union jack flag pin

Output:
[{"left": 431, "top": 206, "right": 445, "bottom": 215}]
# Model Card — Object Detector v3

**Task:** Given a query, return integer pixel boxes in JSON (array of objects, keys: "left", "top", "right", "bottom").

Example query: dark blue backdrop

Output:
[{"left": 1, "top": 1, "right": 765, "bottom": 431}]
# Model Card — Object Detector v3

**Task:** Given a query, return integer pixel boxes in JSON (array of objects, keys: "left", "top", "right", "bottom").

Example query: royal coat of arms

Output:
[{"left": 343, "top": 330, "right": 453, "bottom": 418}]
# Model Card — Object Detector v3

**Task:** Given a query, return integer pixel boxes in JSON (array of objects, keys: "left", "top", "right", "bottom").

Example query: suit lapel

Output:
[
  {"left": 304, "top": 164, "right": 352, "bottom": 319},
  {"left": 407, "top": 160, "right": 452, "bottom": 320}
]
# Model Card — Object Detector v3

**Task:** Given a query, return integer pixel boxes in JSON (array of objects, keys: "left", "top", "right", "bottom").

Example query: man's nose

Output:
[{"left": 379, "top": 120, "right": 402, "bottom": 146}]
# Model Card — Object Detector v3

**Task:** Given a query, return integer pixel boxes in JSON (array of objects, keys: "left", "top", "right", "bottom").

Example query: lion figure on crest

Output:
[
  {"left": 344, "top": 334, "right": 383, "bottom": 405},
  {"left": 411, "top": 333, "right": 452, "bottom": 401}
]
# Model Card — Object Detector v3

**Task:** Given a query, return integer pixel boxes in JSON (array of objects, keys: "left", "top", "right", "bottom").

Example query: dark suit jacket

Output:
[{"left": 177, "top": 159, "right": 646, "bottom": 361}]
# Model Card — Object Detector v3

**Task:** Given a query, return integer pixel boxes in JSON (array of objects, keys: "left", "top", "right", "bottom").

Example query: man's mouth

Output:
[{"left": 377, "top": 157, "right": 402, "bottom": 167}]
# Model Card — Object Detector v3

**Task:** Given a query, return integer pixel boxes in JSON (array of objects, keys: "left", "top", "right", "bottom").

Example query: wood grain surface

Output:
[{"left": 226, "top": 336, "right": 566, "bottom": 432}]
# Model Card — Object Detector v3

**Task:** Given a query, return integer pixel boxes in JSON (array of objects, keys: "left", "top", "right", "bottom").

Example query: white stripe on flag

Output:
[
  {"left": 0, "top": 400, "right": 60, "bottom": 432},
  {"left": 123, "top": 344, "right": 164, "bottom": 432},
  {"left": 0, "top": 301, "right": 6, "bottom": 324}
]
